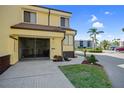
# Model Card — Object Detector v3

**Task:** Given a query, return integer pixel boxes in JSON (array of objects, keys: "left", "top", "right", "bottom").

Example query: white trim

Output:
[{"left": 21, "top": 8, "right": 37, "bottom": 24}]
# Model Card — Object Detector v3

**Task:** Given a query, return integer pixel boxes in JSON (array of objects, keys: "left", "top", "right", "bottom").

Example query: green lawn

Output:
[{"left": 59, "top": 64, "right": 112, "bottom": 88}]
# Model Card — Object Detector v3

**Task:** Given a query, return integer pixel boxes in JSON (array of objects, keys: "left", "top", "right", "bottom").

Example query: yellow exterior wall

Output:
[
  {"left": 66, "top": 30, "right": 76, "bottom": 35},
  {"left": 63, "top": 30, "right": 76, "bottom": 51},
  {"left": 50, "top": 14, "right": 60, "bottom": 26},
  {"left": 50, "top": 37, "right": 63, "bottom": 59},
  {"left": 0, "top": 10, "right": 9, "bottom": 55},
  {"left": 63, "top": 45, "right": 74, "bottom": 51},
  {"left": 9, "top": 37, "right": 19, "bottom": 64},
  {"left": 21, "top": 5, "right": 71, "bottom": 26},
  {"left": 11, "top": 29, "right": 64, "bottom": 38},
  {"left": 0, "top": 5, "right": 75, "bottom": 65},
  {"left": 10, "top": 29, "right": 64, "bottom": 64},
  {"left": 0, "top": 6, "right": 22, "bottom": 65},
  {"left": 37, "top": 12, "right": 48, "bottom": 25}
]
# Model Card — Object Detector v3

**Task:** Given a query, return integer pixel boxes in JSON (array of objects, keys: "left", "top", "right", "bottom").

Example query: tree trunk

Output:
[{"left": 94, "top": 34, "right": 96, "bottom": 50}]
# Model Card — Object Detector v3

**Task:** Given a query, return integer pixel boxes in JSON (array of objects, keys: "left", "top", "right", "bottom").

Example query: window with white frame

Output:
[
  {"left": 24, "top": 11, "right": 36, "bottom": 24},
  {"left": 64, "top": 35, "right": 73, "bottom": 45},
  {"left": 60, "top": 17, "right": 69, "bottom": 27}
]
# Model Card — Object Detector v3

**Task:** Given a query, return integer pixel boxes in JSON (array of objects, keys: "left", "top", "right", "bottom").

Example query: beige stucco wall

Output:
[
  {"left": 0, "top": 6, "right": 24, "bottom": 64},
  {"left": 50, "top": 14, "right": 60, "bottom": 26},
  {"left": 63, "top": 45, "right": 74, "bottom": 51},
  {"left": 0, "top": 5, "right": 75, "bottom": 65},
  {"left": 9, "top": 36, "right": 19, "bottom": 64},
  {"left": 10, "top": 29, "right": 64, "bottom": 64},
  {"left": 0, "top": 6, "right": 22, "bottom": 64},
  {"left": 11, "top": 29, "right": 64, "bottom": 38},
  {"left": 37, "top": 12, "right": 48, "bottom": 25},
  {"left": 21, "top": 5, "right": 71, "bottom": 26},
  {"left": 0, "top": 7, "right": 8, "bottom": 55},
  {"left": 66, "top": 30, "right": 76, "bottom": 35},
  {"left": 63, "top": 30, "right": 76, "bottom": 51},
  {"left": 50, "top": 37, "right": 63, "bottom": 59}
]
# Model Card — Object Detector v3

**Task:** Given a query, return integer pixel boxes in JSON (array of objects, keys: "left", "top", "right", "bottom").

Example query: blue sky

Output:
[{"left": 44, "top": 5, "right": 124, "bottom": 41}]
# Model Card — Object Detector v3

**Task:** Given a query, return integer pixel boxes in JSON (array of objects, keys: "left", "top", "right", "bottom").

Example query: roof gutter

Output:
[
  {"left": 48, "top": 9, "right": 50, "bottom": 26},
  {"left": 61, "top": 32, "right": 66, "bottom": 57},
  {"left": 32, "top": 5, "right": 72, "bottom": 14}
]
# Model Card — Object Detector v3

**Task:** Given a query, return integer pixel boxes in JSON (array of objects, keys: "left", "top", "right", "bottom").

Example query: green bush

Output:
[
  {"left": 87, "top": 48, "right": 102, "bottom": 53},
  {"left": 76, "top": 48, "right": 103, "bottom": 53},
  {"left": 86, "top": 55, "right": 98, "bottom": 64},
  {"left": 88, "top": 50, "right": 102, "bottom": 53}
]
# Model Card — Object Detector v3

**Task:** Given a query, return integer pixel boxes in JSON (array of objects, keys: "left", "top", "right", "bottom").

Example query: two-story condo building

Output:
[
  {"left": 0, "top": 5, "right": 76, "bottom": 65},
  {"left": 75, "top": 40, "right": 93, "bottom": 48}
]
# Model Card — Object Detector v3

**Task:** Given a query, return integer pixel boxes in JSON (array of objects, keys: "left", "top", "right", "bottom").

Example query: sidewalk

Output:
[
  {"left": 103, "top": 50, "right": 124, "bottom": 59},
  {"left": 75, "top": 50, "right": 124, "bottom": 59}
]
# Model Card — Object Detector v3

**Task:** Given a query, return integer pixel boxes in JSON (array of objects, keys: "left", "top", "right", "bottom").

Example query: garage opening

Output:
[{"left": 19, "top": 37, "right": 50, "bottom": 60}]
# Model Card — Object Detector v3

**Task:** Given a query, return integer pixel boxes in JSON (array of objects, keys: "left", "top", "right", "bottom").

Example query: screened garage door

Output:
[{"left": 19, "top": 37, "right": 50, "bottom": 59}]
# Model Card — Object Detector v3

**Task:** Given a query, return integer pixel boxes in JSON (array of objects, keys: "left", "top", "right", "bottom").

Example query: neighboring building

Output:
[
  {"left": 119, "top": 41, "right": 124, "bottom": 47},
  {"left": 75, "top": 40, "right": 93, "bottom": 48},
  {"left": 0, "top": 5, "right": 76, "bottom": 65}
]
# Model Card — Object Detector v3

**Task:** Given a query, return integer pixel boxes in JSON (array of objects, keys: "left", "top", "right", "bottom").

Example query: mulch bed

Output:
[{"left": 81, "top": 60, "right": 103, "bottom": 67}]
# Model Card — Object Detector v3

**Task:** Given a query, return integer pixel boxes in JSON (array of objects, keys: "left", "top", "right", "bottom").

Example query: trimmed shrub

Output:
[
  {"left": 86, "top": 55, "right": 98, "bottom": 64},
  {"left": 53, "top": 55, "right": 63, "bottom": 62}
]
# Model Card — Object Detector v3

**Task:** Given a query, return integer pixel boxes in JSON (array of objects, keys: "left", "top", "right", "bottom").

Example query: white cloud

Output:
[
  {"left": 105, "top": 11, "right": 112, "bottom": 15},
  {"left": 91, "top": 15, "right": 98, "bottom": 22},
  {"left": 92, "top": 21, "right": 104, "bottom": 28},
  {"left": 107, "top": 35, "right": 113, "bottom": 38}
]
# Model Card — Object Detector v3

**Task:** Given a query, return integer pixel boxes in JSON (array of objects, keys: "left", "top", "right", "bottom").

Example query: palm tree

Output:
[
  {"left": 90, "top": 35, "right": 99, "bottom": 47},
  {"left": 87, "top": 28, "right": 104, "bottom": 49}
]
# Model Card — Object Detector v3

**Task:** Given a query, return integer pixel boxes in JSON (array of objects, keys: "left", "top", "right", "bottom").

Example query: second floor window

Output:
[
  {"left": 24, "top": 11, "right": 36, "bottom": 24},
  {"left": 61, "top": 17, "right": 69, "bottom": 27}
]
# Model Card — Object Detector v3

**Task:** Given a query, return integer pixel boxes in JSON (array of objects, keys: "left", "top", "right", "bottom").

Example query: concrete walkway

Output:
[
  {"left": 75, "top": 50, "right": 124, "bottom": 59},
  {"left": 0, "top": 57, "right": 83, "bottom": 88}
]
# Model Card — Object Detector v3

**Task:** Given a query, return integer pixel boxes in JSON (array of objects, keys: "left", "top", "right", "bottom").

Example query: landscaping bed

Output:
[
  {"left": 59, "top": 64, "right": 112, "bottom": 88},
  {"left": 76, "top": 48, "right": 103, "bottom": 53}
]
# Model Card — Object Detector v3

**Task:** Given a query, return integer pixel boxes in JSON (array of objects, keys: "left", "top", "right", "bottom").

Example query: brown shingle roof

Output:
[{"left": 11, "top": 23, "right": 76, "bottom": 32}]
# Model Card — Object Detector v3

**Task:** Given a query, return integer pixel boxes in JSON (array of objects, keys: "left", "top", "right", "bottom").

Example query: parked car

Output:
[
  {"left": 110, "top": 47, "right": 116, "bottom": 51},
  {"left": 116, "top": 47, "right": 124, "bottom": 51}
]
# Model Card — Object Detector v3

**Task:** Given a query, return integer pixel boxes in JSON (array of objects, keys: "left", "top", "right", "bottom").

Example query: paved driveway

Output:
[
  {"left": 95, "top": 55, "right": 124, "bottom": 88},
  {"left": 0, "top": 59, "right": 78, "bottom": 88}
]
